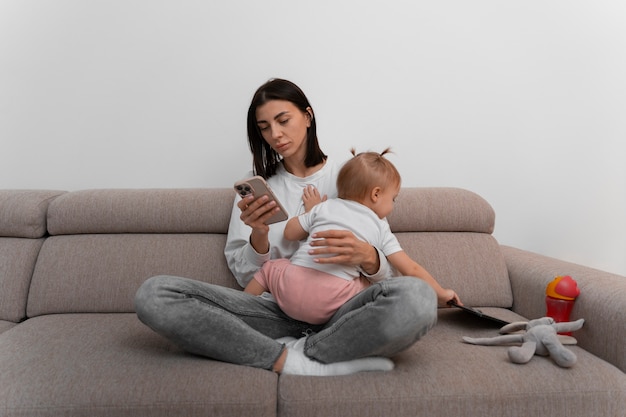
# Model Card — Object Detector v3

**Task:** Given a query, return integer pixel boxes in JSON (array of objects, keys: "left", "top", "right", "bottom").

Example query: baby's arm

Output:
[
  {"left": 284, "top": 216, "right": 309, "bottom": 241},
  {"left": 387, "top": 251, "right": 462, "bottom": 307},
  {"left": 285, "top": 188, "right": 322, "bottom": 241}
]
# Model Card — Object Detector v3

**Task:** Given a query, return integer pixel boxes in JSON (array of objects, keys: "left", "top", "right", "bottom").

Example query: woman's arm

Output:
[
  {"left": 238, "top": 193, "right": 283, "bottom": 253},
  {"left": 386, "top": 251, "right": 462, "bottom": 307},
  {"left": 224, "top": 193, "right": 281, "bottom": 288}
]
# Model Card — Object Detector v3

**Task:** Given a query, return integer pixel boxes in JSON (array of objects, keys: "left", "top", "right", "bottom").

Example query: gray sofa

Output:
[{"left": 1, "top": 188, "right": 624, "bottom": 417}]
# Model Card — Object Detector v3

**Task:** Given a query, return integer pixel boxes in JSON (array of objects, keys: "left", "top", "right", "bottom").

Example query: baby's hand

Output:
[
  {"left": 438, "top": 289, "right": 462, "bottom": 308},
  {"left": 302, "top": 185, "right": 327, "bottom": 212}
]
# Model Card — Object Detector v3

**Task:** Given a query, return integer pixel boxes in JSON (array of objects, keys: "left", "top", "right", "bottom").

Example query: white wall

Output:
[{"left": 1, "top": 1, "right": 624, "bottom": 276}]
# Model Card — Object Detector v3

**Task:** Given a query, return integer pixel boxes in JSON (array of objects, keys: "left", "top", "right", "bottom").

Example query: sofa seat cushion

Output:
[
  {"left": 0, "top": 321, "right": 15, "bottom": 334},
  {"left": 277, "top": 309, "right": 626, "bottom": 417},
  {"left": 0, "top": 314, "right": 277, "bottom": 417}
]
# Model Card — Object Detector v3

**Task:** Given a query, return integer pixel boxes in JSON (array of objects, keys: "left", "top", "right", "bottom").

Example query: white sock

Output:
[{"left": 280, "top": 337, "right": 394, "bottom": 376}]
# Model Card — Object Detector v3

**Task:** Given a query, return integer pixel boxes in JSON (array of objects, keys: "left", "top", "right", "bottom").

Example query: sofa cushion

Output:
[
  {"left": 28, "top": 188, "right": 240, "bottom": 316},
  {"left": 388, "top": 187, "right": 495, "bottom": 233},
  {"left": 0, "top": 238, "right": 45, "bottom": 322},
  {"left": 0, "top": 190, "right": 65, "bottom": 238},
  {"left": 0, "top": 321, "right": 15, "bottom": 334},
  {"left": 0, "top": 314, "right": 277, "bottom": 417},
  {"left": 388, "top": 188, "right": 511, "bottom": 307},
  {"left": 47, "top": 188, "right": 233, "bottom": 235},
  {"left": 0, "top": 191, "right": 65, "bottom": 323},
  {"left": 396, "top": 232, "right": 512, "bottom": 307},
  {"left": 27, "top": 234, "right": 237, "bottom": 317},
  {"left": 277, "top": 309, "right": 626, "bottom": 417}
]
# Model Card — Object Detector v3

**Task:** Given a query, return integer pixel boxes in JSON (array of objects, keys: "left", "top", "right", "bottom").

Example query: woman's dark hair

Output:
[{"left": 246, "top": 79, "right": 326, "bottom": 178}]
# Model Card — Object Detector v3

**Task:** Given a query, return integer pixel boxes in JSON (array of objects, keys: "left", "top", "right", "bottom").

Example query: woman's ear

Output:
[{"left": 305, "top": 107, "right": 314, "bottom": 127}]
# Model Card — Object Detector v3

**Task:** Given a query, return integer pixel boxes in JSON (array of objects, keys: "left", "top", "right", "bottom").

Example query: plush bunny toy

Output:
[{"left": 463, "top": 317, "right": 585, "bottom": 368}]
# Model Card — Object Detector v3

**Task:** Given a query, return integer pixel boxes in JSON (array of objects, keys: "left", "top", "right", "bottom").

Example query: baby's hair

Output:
[
  {"left": 337, "top": 148, "right": 402, "bottom": 201},
  {"left": 349, "top": 147, "right": 393, "bottom": 158}
]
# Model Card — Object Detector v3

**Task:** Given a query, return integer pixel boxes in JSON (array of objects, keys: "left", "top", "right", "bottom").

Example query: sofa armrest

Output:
[{"left": 501, "top": 245, "right": 626, "bottom": 372}]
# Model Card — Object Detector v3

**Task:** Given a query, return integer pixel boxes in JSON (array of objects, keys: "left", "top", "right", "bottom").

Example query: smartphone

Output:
[{"left": 234, "top": 176, "right": 288, "bottom": 224}]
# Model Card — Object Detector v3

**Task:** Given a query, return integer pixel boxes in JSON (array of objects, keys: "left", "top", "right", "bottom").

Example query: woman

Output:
[{"left": 134, "top": 79, "right": 437, "bottom": 375}]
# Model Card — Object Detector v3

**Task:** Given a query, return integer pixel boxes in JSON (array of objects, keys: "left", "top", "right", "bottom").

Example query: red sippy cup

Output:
[{"left": 545, "top": 275, "right": 580, "bottom": 335}]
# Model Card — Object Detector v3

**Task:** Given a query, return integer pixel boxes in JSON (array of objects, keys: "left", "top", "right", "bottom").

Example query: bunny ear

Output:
[{"left": 499, "top": 321, "right": 528, "bottom": 334}]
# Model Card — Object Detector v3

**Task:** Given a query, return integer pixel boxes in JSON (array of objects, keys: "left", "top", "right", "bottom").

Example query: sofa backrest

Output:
[
  {"left": 388, "top": 188, "right": 512, "bottom": 307},
  {"left": 0, "top": 190, "right": 65, "bottom": 325},
  {"left": 27, "top": 189, "right": 238, "bottom": 317},
  {"left": 25, "top": 187, "right": 512, "bottom": 318}
]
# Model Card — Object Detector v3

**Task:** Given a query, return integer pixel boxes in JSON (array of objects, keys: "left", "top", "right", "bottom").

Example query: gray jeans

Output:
[{"left": 134, "top": 275, "right": 437, "bottom": 370}]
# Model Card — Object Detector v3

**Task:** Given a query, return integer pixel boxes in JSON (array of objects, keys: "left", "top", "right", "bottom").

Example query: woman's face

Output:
[{"left": 255, "top": 100, "right": 311, "bottom": 161}]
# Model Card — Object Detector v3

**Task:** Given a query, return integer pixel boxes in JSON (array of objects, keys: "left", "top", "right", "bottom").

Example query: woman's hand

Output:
[
  {"left": 237, "top": 194, "right": 280, "bottom": 254},
  {"left": 308, "top": 229, "right": 380, "bottom": 275}
]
